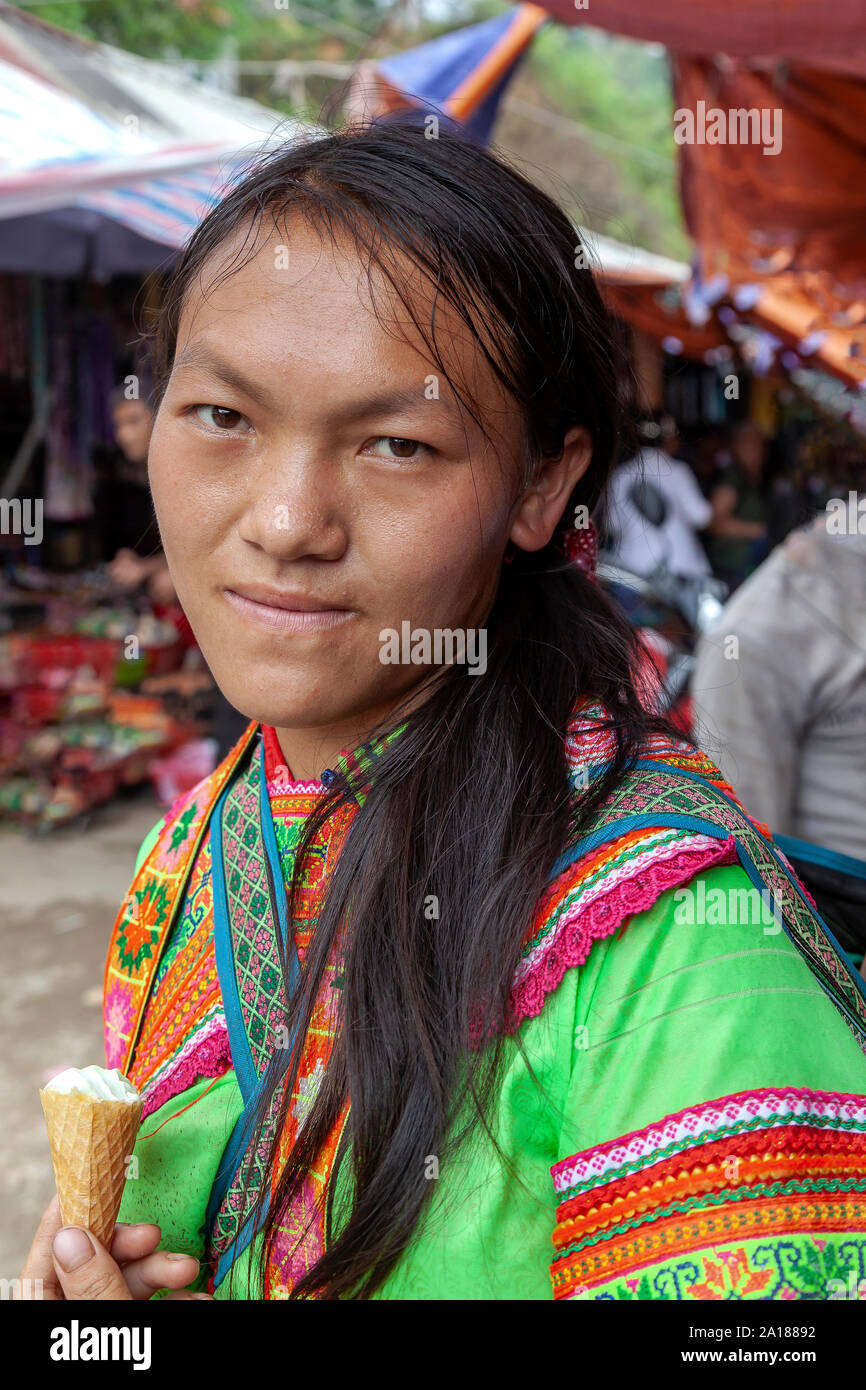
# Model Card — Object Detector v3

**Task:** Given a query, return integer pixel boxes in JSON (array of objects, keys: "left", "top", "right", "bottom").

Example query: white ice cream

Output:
[{"left": 43, "top": 1065, "right": 140, "bottom": 1103}]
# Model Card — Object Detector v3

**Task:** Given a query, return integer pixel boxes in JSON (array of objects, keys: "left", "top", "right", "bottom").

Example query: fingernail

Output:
[
  {"left": 165, "top": 1252, "right": 198, "bottom": 1263},
  {"left": 53, "top": 1226, "right": 95, "bottom": 1271}
]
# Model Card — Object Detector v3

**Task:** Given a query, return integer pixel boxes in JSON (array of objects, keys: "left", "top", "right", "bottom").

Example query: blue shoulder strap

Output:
[
  {"left": 205, "top": 738, "right": 301, "bottom": 1286},
  {"left": 774, "top": 833, "right": 866, "bottom": 883}
]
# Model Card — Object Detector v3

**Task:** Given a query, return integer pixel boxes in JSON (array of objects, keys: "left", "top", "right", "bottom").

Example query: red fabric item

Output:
[
  {"left": 532, "top": 2, "right": 866, "bottom": 384},
  {"left": 537, "top": 1, "right": 866, "bottom": 79},
  {"left": 261, "top": 724, "right": 290, "bottom": 783},
  {"left": 672, "top": 58, "right": 866, "bottom": 384},
  {"left": 674, "top": 60, "right": 866, "bottom": 288}
]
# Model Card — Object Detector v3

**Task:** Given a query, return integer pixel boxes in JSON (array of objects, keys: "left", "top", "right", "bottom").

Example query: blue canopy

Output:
[{"left": 378, "top": 8, "right": 547, "bottom": 142}]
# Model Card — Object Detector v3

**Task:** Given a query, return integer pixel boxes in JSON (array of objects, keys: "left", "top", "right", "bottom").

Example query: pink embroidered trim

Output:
[
  {"left": 261, "top": 722, "right": 325, "bottom": 794},
  {"left": 269, "top": 777, "right": 325, "bottom": 795},
  {"left": 141, "top": 1021, "right": 233, "bottom": 1119},
  {"left": 565, "top": 705, "right": 616, "bottom": 771},
  {"left": 564, "top": 703, "right": 687, "bottom": 777},
  {"left": 508, "top": 835, "right": 739, "bottom": 1028},
  {"left": 517, "top": 831, "right": 722, "bottom": 984}
]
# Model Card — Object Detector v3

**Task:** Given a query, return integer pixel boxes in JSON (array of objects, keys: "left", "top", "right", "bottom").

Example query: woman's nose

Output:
[{"left": 236, "top": 453, "right": 348, "bottom": 562}]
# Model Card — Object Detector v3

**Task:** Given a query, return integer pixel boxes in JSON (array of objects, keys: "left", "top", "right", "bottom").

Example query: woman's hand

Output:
[{"left": 17, "top": 1196, "right": 213, "bottom": 1300}]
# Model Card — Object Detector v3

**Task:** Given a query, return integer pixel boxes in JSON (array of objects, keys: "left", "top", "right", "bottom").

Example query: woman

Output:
[
  {"left": 22, "top": 120, "right": 866, "bottom": 1302},
  {"left": 706, "top": 420, "right": 770, "bottom": 590}
]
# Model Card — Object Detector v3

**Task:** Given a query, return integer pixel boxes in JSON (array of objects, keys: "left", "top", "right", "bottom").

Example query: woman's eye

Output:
[
  {"left": 365, "top": 437, "right": 428, "bottom": 460},
  {"left": 193, "top": 405, "right": 250, "bottom": 433}
]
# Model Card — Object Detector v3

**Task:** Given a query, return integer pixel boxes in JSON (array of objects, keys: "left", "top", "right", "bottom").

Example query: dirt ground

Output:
[{"left": 0, "top": 789, "right": 161, "bottom": 1277}]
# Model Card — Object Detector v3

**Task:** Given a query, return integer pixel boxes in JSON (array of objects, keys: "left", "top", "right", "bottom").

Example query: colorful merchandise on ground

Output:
[{"left": 0, "top": 598, "right": 210, "bottom": 826}]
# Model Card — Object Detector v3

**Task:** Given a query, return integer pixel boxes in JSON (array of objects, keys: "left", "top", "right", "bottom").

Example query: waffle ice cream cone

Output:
[{"left": 40, "top": 1067, "right": 143, "bottom": 1249}]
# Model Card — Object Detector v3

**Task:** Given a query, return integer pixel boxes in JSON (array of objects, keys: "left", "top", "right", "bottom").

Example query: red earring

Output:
[{"left": 561, "top": 519, "right": 598, "bottom": 581}]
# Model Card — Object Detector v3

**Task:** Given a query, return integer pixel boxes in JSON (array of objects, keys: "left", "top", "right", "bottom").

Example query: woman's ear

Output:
[{"left": 509, "top": 426, "right": 593, "bottom": 553}]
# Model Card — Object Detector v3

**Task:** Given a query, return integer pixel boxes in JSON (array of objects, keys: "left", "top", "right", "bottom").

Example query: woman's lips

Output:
[{"left": 223, "top": 587, "right": 357, "bottom": 635}]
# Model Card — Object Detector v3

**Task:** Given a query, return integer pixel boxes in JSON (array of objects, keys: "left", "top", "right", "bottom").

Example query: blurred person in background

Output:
[
  {"left": 101, "top": 389, "right": 178, "bottom": 606},
  {"left": 605, "top": 412, "right": 713, "bottom": 578},
  {"left": 681, "top": 424, "right": 726, "bottom": 498},
  {"left": 98, "top": 391, "right": 161, "bottom": 581},
  {"left": 102, "top": 388, "right": 245, "bottom": 752},
  {"left": 693, "top": 511, "right": 866, "bottom": 862},
  {"left": 705, "top": 419, "right": 770, "bottom": 589}
]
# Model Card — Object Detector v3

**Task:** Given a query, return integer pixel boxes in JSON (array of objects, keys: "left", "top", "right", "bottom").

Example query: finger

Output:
[
  {"left": 18, "top": 1196, "right": 64, "bottom": 1300},
  {"left": 110, "top": 1223, "right": 163, "bottom": 1264},
  {"left": 52, "top": 1227, "right": 133, "bottom": 1301},
  {"left": 123, "top": 1252, "right": 200, "bottom": 1301}
]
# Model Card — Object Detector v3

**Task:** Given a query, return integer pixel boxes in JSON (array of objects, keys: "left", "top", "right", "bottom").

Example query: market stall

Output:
[{"left": 0, "top": 6, "right": 309, "bottom": 829}]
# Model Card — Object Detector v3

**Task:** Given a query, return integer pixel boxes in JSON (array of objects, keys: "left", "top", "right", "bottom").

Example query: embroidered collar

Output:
[{"left": 261, "top": 721, "right": 405, "bottom": 807}]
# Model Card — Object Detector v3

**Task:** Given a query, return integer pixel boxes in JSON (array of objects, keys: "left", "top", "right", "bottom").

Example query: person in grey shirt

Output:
[{"left": 692, "top": 512, "right": 866, "bottom": 860}]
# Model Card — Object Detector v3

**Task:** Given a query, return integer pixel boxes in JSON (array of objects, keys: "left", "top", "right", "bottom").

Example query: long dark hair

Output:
[{"left": 152, "top": 118, "right": 670, "bottom": 1299}]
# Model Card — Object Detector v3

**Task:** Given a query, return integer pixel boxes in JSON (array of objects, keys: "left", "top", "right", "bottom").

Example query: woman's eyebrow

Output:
[
  {"left": 173, "top": 345, "right": 273, "bottom": 409},
  {"left": 333, "top": 387, "right": 462, "bottom": 425}
]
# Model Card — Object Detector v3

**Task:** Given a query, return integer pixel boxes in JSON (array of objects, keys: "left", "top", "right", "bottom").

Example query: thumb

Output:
[{"left": 52, "top": 1227, "right": 132, "bottom": 1301}]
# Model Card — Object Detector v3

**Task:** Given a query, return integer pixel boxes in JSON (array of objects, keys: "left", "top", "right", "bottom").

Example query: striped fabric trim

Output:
[
  {"left": 518, "top": 827, "right": 731, "bottom": 971},
  {"left": 126, "top": 826, "right": 232, "bottom": 1118},
  {"left": 552, "top": 1087, "right": 866, "bottom": 1195},
  {"left": 564, "top": 700, "right": 768, "bottom": 829},
  {"left": 508, "top": 698, "right": 777, "bottom": 1028},
  {"left": 104, "top": 722, "right": 257, "bottom": 1072},
  {"left": 550, "top": 1087, "right": 866, "bottom": 1300},
  {"left": 510, "top": 827, "right": 737, "bottom": 1026}
]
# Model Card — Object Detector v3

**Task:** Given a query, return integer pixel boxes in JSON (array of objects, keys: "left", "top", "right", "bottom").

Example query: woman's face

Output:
[{"left": 149, "top": 218, "right": 546, "bottom": 732}]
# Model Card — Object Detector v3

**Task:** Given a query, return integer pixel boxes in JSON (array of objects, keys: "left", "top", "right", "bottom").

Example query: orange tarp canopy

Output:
[{"left": 535, "top": 2, "right": 866, "bottom": 385}]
